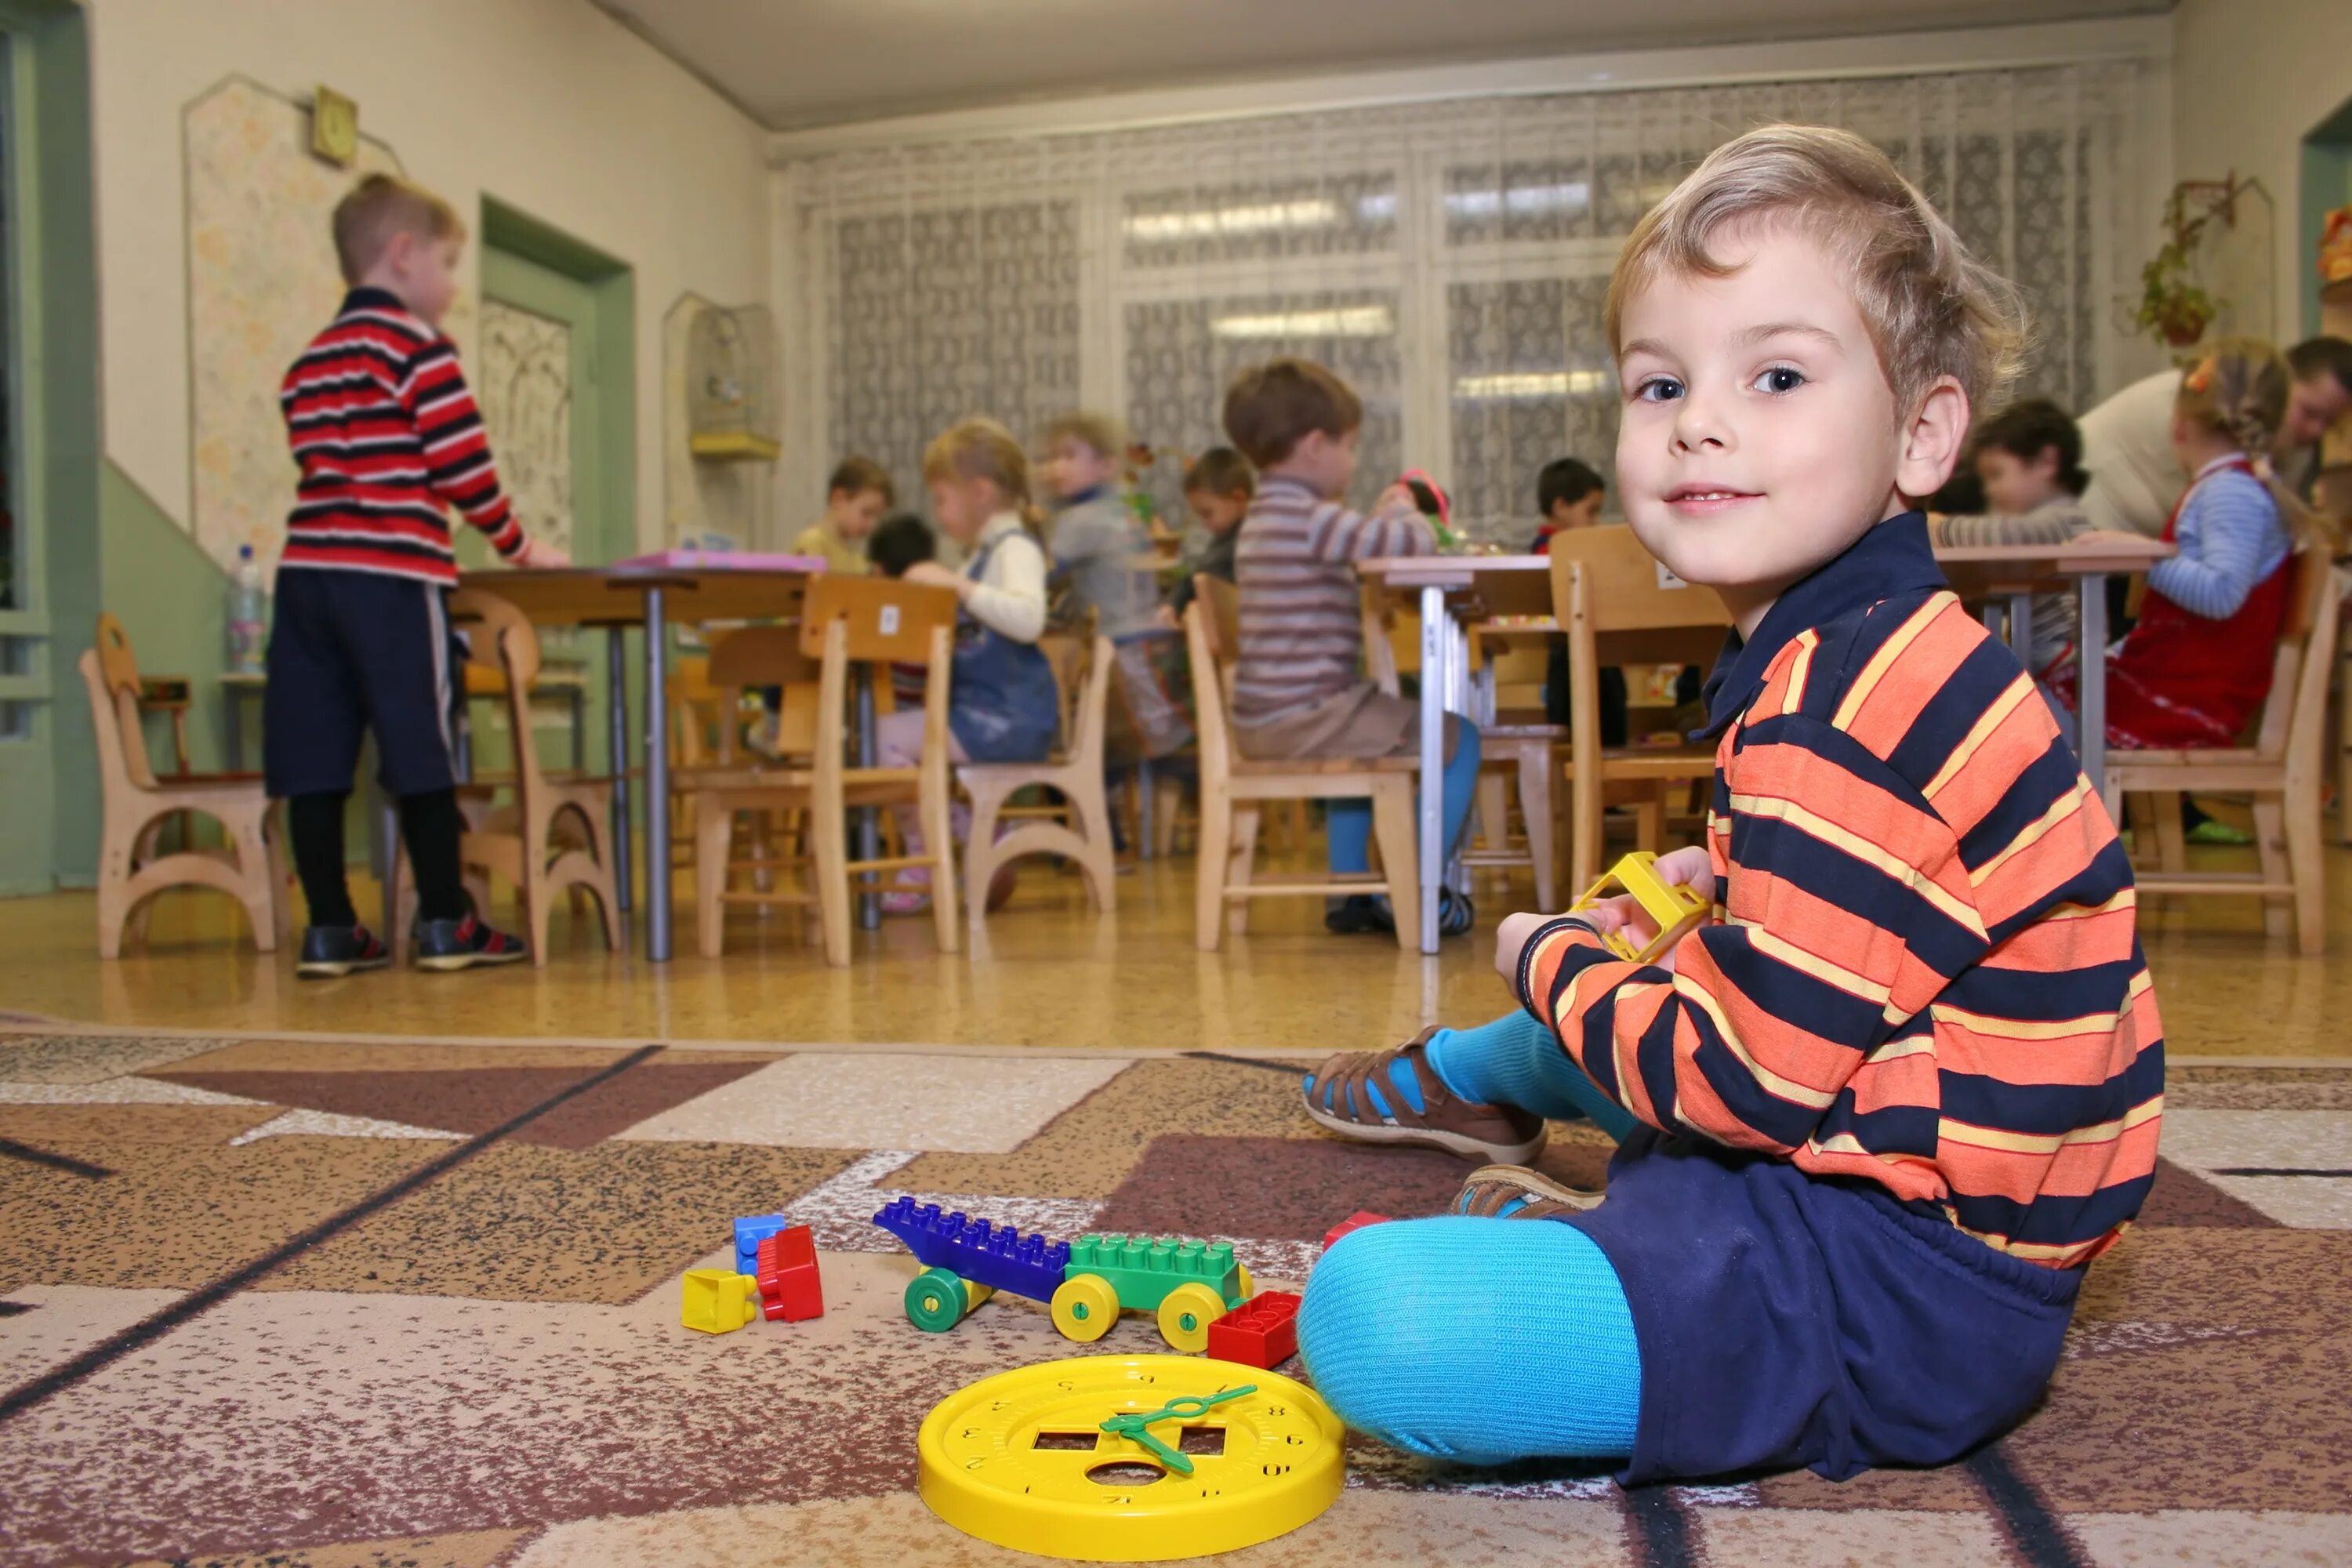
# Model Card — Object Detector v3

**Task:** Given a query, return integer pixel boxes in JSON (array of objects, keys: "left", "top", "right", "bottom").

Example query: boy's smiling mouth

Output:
[{"left": 1663, "top": 483, "right": 1763, "bottom": 514}]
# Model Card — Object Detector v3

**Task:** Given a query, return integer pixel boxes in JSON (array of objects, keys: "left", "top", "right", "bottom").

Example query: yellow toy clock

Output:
[{"left": 918, "top": 1354, "right": 1345, "bottom": 1562}]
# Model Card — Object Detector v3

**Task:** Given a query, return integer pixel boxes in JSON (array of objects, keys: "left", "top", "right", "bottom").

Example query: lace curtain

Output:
[{"left": 781, "top": 62, "right": 2153, "bottom": 546}]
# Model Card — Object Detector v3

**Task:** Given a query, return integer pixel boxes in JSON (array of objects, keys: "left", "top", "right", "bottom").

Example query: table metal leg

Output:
[
  {"left": 2006, "top": 593, "right": 2034, "bottom": 662},
  {"left": 607, "top": 628, "right": 634, "bottom": 918},
  {"left": 570, "top": 685, "right": 586, "bottom": 775},
  {"left": 644, "top": 589, "right": 673, "bottom": 962},
  {"left": 2078, "top": 572, "right": 2108, "bottom": 793},
  {"left": 854, "top": 665, "right": 881, "bottom": 930},
  {"left": 1137, "top": 757, "right": 1155, "bottom": 861},
  {"left": 1417, "top": 585, "right": 1447, "bottom": 955}
]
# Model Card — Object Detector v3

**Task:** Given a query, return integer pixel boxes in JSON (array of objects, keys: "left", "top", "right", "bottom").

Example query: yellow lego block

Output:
[
  {"left": 681, "top": 1268, "right": 760, "bottom": 1334},
  {"left": 1569, "top": 851, "right": 1709, "bottom": 965}
]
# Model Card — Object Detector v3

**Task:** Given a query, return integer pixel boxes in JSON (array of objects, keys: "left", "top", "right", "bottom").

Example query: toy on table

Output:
[
  {"left": 680, "top": 1268, "right": 760, "bottom": 1334},
  {"left": 918, "top": 1353, "right": 1344, "bottom": 1563},
  {"left": 873, "top": 1197, "right": 1254, "bottom": 1351},
  {"left": 1319, "top": 1210, "right": 1392, "bottom": 1253},
  {"left": 1570, "top": 849, "right": 1709, "bottom": 965},
  {"left": 1203, "top": 1292, "right": 1299, "bottom": 1370},
  {"left": 756, "top": 1225, "right": 824, "bottom": 1322}
]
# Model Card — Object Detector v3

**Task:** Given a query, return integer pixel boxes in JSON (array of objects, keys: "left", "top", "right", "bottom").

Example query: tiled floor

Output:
[{"left": 4, "top": 833, "right": 2350, "bottom": 1060}]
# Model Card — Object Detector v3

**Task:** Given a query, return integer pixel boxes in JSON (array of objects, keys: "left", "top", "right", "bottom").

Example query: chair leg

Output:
[
  {"left": 125, "top": 818, "right": 165, "bottom": 949},
  {"left": 1633, "top": 794, "right": 1665, "bottom": 857},
  {"left": 2154, "top": 792, "right": 2187, "bottom": 874},
  {"left": 926, "top": 781, "right": 963, "bottom": 959},
  {"left": 1369, "top": 782, "right": 1421, "bottom": 953},
  {"left": 1069, "top": 773, "right": 1117, "bottom": 913},
  {"left": 2284, "top": 784, "right": 2325, "bottom": 956},
  {"left": 1570, "top": 764, "right": 1602, "bottom": 897},
  {"left": 1195, "top": 786, "right": 1232, "bottom": 952},
  {"left": 1475, "top": 771, "right": 1509, "bottom": 855},
  {"left": 1518, "top": 748, "right": 1557, "bottom": 912},
  {"left": 814, "top": 800, "right": 852, "bottom": 967},
  {"left": 2252, "top": 798, "right": 2292, "bottom": 942},
  {"left": 964, "top": 782, "right": 1004, "bottom": 926},
  {"left": 696, "top": 797, "right": 733, "bottom": 958},
  {"left": 1152, "top": 772, "right": 1183, "bottom": 858},
  {"left": 1225, "top": 807, "right": 1261, "bottom": 937},
  {"left": 95, "top": 818, "right": 136, "bottom": 960},
  {"left": 229, "top": 811, "right": 281, "bottom": 955}
]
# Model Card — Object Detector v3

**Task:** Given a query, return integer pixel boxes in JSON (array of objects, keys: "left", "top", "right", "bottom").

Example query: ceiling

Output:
[{"left": 594, "top": 0, "right": 2168, "bottom": 132}]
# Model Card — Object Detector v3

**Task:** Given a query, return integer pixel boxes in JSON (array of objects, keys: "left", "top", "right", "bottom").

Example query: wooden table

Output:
[
  {"left": 1358, "top": 535, "right": 2174, "bottom": 953},
  {"left": 454, "top": 564, "right": 818, "bottom": 961}
]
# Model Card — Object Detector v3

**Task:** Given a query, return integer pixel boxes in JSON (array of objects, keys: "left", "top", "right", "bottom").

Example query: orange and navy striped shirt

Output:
[
  {"left": 1515, "top": 514, "right": 2161, "bottom": 1269},
  {"left": 278, "top": 287, "right": 527, "bottom": 585}
]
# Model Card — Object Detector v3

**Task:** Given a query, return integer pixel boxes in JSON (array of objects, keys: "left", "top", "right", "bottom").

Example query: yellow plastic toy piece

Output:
[
  {"left": 680, "top": 1268, "right": 759, "bottom": 1334},
  {"left": 1154, "top": 1282, "right": 1229, "bottom": 1353},
  {"left": 1569, "top": 850, "right": 1709, "bottom": 965},
  {"left": 918, "top": 1354, "right": 1345, "bottom": 1562},
  {"left": 1052, "top": 1273, "right": 1120, "bottom": 1342}
]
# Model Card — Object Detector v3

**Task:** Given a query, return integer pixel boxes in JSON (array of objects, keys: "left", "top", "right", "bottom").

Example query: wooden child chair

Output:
[
  {"left": 391, "top": 586, "right": 622, "bottom": 966},
  {"left": 960, "top": 629, "right": 1120, "bottom": 920},
  {"left": 2108, "top": 542, "right": 2336, "bottom": 954},
  {"left": 688, "top": 574, "right": 961, "bottom": 965},
  {"left": 82, "top": 613, "right": 289, "bottom": 957},
  {"left": 1185, "top": 576, "right": 1419, "bottom": 951},
  {"left": 1547, "top": 528, "right": 1730, "bottom": 891}
]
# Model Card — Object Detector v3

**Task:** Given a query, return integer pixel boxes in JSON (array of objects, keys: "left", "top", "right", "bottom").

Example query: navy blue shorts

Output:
[
  {"left": 1569, "top": 1128, "right": 2082, "bottom": 1485},
  {"left": 263, "top": 568, "right": 459, "bottom": 800}
]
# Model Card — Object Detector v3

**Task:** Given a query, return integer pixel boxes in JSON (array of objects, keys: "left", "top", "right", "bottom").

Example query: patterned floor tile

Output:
[
  {"left": 1694, "top": 1507, "right": 2011, "bottom": 1565},
  {"left": 2069, "top": 1508, "right": 2352, "bottom": 1566},
  {"left": 266, "top": 1140, "right": 860, "bottom": 1303},
  {"left": 614, "top": 1052, "right": 1128, "bottom": 1152},
  {"left": 228, "top": 1109, "right": 465, "bottom": 1146},
  {"left": 2146, "top": 1111, "right": 2352, "bottom": 1229},
  {"left": 0, "top": 1284, "right": 187, "bottom": 1392},
  {"left": 0, "top": 1076, "right": 261, "bottom": 1106},
  {"left": 116, "top": 1531, "right": 525, "bottom": 1568},
  {"left": 0, "top": 1033, "right": 240, "bottom": 1085}
]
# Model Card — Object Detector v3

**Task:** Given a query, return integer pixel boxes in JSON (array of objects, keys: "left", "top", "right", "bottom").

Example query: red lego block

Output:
[
  {"left": 755, "top": 1224, "right": 824, "bottom": 1323},
  {"left": 1321, "top": 1211, "right": 1392, "bottom": 1253},
  {"left": 1205, "top": 1290, "right": 1301, "bottom": 1370}
]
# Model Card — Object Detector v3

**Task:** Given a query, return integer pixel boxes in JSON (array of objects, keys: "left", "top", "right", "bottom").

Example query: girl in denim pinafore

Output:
[{"left": 875, "top": 417, "right": 1058, "bottom": 913}]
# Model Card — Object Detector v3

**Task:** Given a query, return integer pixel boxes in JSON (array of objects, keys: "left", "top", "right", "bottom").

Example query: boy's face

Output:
[
  {"left": 829, "top": 485, "right": 887, "bottom": 540},
  {"left": 1613, "top": 221, "right": 1964, "bottom": 630},
  {"left": 1547, "top": 491, "right": 1605, "bottom": 531},
  {"left": 1042, "top": 438, "right": 1119, "bottom": 501},
  {"left": 2283, "top": 372, "right": 2351, "bottom": 448},
  {"left": 1185, "top": 488, "right": 1250, "bottom": 535},
  {"left": 1281, "top": 428, "right": 1358, "bottom": 498},
  {"left": 387, "top": 231, "right": 463, "bottom": 328},
  {"left": 1976, "top": 445, "right": 2062, "bottom": 517}
]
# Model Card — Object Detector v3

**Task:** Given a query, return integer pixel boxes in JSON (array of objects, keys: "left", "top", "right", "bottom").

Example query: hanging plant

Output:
[{"left": 2132, "top": 183, "right": 2231, "bottom": 349}]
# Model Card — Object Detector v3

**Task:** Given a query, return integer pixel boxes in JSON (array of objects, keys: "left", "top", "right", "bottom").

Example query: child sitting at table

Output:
[
  {"left": 1928, "top": 397, "right": 2095, "bottom": 681},
  {"left": 1224, "top": 358, "right": 1483, "bottom": 937},
  {"left": 2051, "top": 339, "right": 2314, "bottom": 750},
  {"left": 1161, "top": 446, "right": 1254, "bottom": 626},
  {"left": 877, "top": 419, "right": 1058, "bottom": 914},
  {"left": 793, "top": 456, "right": 894, "bottom": 576},
  {"left": 866, "top": 511, "right": 936, "bottom": 711}
]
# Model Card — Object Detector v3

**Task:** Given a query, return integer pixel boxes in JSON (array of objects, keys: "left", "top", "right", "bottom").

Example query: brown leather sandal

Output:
[{"left": 1301, "top": 1029, "right": 1548, "bottom": 1164}]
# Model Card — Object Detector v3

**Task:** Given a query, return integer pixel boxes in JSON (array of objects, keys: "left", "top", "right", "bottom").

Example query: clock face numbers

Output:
[{"left": 918, "top": 1355, "right": 1345, "bottom": 1561}]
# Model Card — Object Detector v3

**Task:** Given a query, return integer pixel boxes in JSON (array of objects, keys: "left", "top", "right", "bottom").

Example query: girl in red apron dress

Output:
[{"left": 2052, "top": 343, "right": 2303, "bottom": 751}]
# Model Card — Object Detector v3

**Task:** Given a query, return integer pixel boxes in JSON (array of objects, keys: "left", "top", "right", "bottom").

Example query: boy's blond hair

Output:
[
  {"left": 1221, "top": 358, "right": 1363, "bottom": 469},
  {"left": 2179, "top": 338, "right": 2329, "bottom": 545},
  {"left": 1606, "top": 125, "right": 2027, "bottom": 419},
  {"left": 1042, "top": 411, "right": 1128, "bottom": 460},
  {"left": 332, "top": 172, "right": 465, "bottom": 285},
  {"left": 924, "top": 417, "right": 1036, "bottom": 512}
]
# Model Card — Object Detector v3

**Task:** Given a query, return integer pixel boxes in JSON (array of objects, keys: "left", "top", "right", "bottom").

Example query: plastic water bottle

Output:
[{"left": 227, "top": 545, "right": 267, "bottom": 673}]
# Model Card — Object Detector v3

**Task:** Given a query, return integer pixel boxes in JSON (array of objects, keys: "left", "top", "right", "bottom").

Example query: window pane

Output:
[
  {"left": 1447, "top": 278, "right": 1617, "bottom": 544},
  {"left": 1122, "top": 174, "right": 1396, "bottom": 269}
]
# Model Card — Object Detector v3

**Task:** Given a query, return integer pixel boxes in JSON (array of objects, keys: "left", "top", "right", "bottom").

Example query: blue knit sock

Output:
[
  {"left": 1298, "top": 1215, "right": 1641, "bottom": 1462},
  {"left": 1424, "top": 1011, "right": 1639, "bottom": 1143}
]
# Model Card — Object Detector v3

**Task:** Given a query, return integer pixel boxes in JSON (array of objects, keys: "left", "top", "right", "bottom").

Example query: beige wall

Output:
[
  {"left": 88, "top": 0, "right": 771, "bottom": 551},
  {"left": 2170, "top": 0, "right": 2352, "bottom": 337}
]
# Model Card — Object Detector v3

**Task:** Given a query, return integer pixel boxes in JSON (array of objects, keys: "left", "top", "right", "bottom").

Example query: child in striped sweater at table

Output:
[{"left": 1293, "top": 126, "right": 2161, "bottom": 1485}]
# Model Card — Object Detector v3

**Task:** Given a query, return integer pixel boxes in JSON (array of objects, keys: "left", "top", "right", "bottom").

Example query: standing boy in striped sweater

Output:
[
  {"left": 1296, "top": 126, "right": 2162, "bottom": 1482},
  {"left": 267, "top": 174, "right": 567, "bottom": 978}
]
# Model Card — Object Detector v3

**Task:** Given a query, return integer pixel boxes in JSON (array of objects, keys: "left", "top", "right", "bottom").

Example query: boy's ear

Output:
[{"left": 1896, "top": 376, "right": 1970, "bottom": 500}]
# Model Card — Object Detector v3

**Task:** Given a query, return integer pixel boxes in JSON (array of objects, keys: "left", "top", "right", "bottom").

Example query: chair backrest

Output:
[
  {"left": 706, "top": 625, "right": 824, "bottom": 759},
  {"left": 799, "top": 574, "right": 958, "bottom": 665},
  {"left": 1546, "top": 524, "right": 1734, "bottom": 658},
  {"left": 1182, "top": 598, "right": 1238, "bottom": 787},
  {"left": 88, "top": 614, "right": 158, "bottom": 789},
  {"left": 1046, "top": 632, "right": 1117, "bottom": 771},
  {"left": 2252, "top": 542, "right": 2339, "bottom": 768},
  {"left": 447, "top": 586, "right": 550, "bottom": 791}
]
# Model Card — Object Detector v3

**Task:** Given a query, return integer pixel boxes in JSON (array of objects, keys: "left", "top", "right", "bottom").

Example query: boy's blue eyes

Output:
[{"left": 1631, "top": 366, "right": 1808, "bottom": 401}]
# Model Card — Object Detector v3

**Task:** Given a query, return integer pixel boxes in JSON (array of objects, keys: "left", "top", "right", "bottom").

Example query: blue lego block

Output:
[
  {"left": 872, "top": 1196, "right": 1072, "bottom": 1305},
  {"left": 733, "top": 1213, "right": 789, "bottom": 1276}
]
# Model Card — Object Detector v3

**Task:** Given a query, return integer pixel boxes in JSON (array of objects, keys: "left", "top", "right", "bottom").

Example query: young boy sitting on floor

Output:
[
  {"left": 1295, "top": 125, "right": 2162, "bottom": 1483},
  {"left": 1224, "top": 359, "right": 1483, "bottom": 936},
  {"left": 269, "top": 173, "right": 567, "bottom": 978}
]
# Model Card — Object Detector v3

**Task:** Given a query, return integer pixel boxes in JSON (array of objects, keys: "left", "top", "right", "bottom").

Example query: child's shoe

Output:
[
  {"left": 1449, "top": 1163, "right": 1605, "bottom": 1219},
  {"left": 296, "top": 924, "right": 390, "bottom": 980},
  {"left": 412, "top": 913, "right": 529, "bottom": 972},
  {"left": 1302, "top": 1029, "right": 1548, "bottom": 1163}
]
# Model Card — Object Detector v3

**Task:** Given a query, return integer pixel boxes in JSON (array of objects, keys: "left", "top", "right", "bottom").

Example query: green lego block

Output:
[{"left": 1062, "top": 1233, "right": 1243, "bottom": 1312}]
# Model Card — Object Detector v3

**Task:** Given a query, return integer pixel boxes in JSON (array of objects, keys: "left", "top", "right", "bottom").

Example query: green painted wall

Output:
[{"left": 99, "top": 459, "right": 236, "bottom": 777}]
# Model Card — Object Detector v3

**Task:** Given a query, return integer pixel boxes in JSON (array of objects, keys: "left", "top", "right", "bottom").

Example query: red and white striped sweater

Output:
[{"left": 277, "top": 287, "right": 526, "bottom": 585}]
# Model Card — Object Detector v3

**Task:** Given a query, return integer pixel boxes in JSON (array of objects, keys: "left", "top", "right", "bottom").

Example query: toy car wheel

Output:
[
  {"left": 1156, "top": 1281, "right": 1229, "bottom": 1352},
  {"left": 906, "top": 1267, "right": 984, "bottom": 1333},
  {"left": 1233, "top": 1263, "right": 1254, "bottom": 1305},
  {"left": 1051, "top": 1273, "right": 1119, "bottom": 1342}
]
